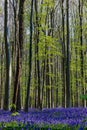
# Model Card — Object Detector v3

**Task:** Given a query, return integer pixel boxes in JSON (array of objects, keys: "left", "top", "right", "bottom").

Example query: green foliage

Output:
[
  {"left": 10, "top": 104, "right": 16, "bottom": 110},
  {"left": 0, "top": 122, "right": 87, "bottom": 130},
  {"left": 80, "top": 94, "right": 87, "bottom": 100},
  {"left": 0, "top": 121, "right": 24, "bottom": 129},
  {"left": 38, "top": 33, "right": 62, "bottom": 61},
  {"left": 43, "top": 0, "right": 55, "bottom": 9},
  {"left": 10, "top": 104, "right": 17, "bottom": 113},
  {"left": 11, "top": 112, "right": 20, "bottom": 116}
]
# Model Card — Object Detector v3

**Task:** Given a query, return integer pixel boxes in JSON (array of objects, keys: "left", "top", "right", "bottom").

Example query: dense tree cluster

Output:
[{"left": 0, "top": 0, "right": 87, "bottom": 112}]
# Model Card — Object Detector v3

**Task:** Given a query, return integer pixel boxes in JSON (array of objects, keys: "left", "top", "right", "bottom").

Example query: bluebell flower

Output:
[
  {"left": 79, "top": 127, "right": 84, "bottom": 130},
  {"left": 0, "top": 107, "right": 87, "bottom": 129},
  {"left": 48, "top": 128, "right": 52, "bottom": 130}
]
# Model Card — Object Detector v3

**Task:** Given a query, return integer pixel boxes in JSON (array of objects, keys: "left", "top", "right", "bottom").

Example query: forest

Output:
[{"left": 0, "top": 0, "right": 87, "bottom": 129}]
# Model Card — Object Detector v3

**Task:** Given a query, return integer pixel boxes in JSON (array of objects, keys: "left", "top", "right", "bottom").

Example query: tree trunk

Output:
[
  {"left": 25, "top": 0, "right": 33, "bottom": 112},
  {"left": 34, "top": 0, "right": 41, "bottom": 109},
  {"left": 0, "top": 43, "right": 4, "bottom": 109},
  {"left": 56, "top": 56, "right": 59, "bottom": 107},
  {"left": 79, "top": 0, "right": 84, "bottom": 107},
  {"left": 61, "top": 0, "right": 66, "bottom": 108},
  {"left": 4, "top": 0, "right": 12, "bottom": 110},
  {"left": 12, "top": 0, "right": 25, "bottom": 112},
  {"left": 66, "top": 0, "right": 71, "bottom": 107}
]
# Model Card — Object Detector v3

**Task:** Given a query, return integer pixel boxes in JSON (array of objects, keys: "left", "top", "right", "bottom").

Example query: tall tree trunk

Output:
[
  {"left": 13, "top": 0, "right": 18, "bottom": 75},
  {"left": 75, "top": 43, "right": 79, "bottom": 107},
  {"left": 0, "top": 43, "right": 4, "bottom": 109},
  {"left": 25, "top": 0, "right": 33, "bottom": 112},
  {"left": 12, "top": 0, "right": 25, "bottom": 112},
  {"left": 66, "top": 0, "right": 71, "bottom": 107},
  {"left": 46, "top": 56, "right": 50, "bottom": 108},
  {"left": 50, "top": 10, "right": 55, "bottom": 108},
  {"left": 56, "top": 56, "right": 59, "bottom": 107},
  {"left": 34, "top": 50, "right": 38, "bottom": 108},
  {"left": 79, "top": 0, "right": 84, "bottom": 107},
  {"left": 61, "top": 0, "right": 66, "bottom": 108},
  {"left": 35, "top": 0, "right": 41, "bottom": 109},
  {"left": 4, "top": 0, "right": 12, "bottom": 110}
]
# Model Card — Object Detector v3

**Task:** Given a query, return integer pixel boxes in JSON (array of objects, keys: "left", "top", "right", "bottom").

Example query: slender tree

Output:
[
  {"left": 25, "top": 0, "right": 33, "bottom": 112},
  {"left": 66, "top": 0, "right": 71, "bottom": 107},
  {"left": 12, "top": 0, "right": 25, "bottom": 111},
  {"left": 61, "top": 0, "right": 66, "bottom": 108},
  {"left": 79, "top": 0, "right": 84, "bottom": 107},
  {"left": 4, "top": 0, "right": 12, "bottom": 110},
  {"left": 0, "top": 42, "right": 4, "bottom": 109},
  {"left": 34, "top": 0, "right": 41, "bottom": 109}
]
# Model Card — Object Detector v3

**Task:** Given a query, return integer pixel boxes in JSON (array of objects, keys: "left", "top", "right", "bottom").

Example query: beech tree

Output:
[
  {"left": 66, "top": 0, "right": 71, "bottom": 107},
  {"left": 12, "top": 0, "right": 25, "bottom": 111},
  {"left": 25, "top": 0, "right": 33, "bottom": 112},
  {"left": 4, "top": 0, "right": 12, "bottom": 110}
]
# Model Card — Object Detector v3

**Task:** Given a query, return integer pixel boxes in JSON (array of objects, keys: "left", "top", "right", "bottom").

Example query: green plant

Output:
[
  {"left": 10, "top": 104, "right": 16, "bottom": 112},
  {"left": 80, "top": 94, "right": 87, "bottom": 100},
  {"left": 11, "top": 112, "right": 20, "bottom": 116}
]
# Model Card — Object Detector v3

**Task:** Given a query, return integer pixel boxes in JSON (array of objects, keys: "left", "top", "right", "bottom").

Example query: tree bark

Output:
[
  {"left": 12, "top": 0, "right": 25, "bottom": 112},
  {"left": 66, "top": 0, "right": 71, "bottom": 107},
  {"left": 34, "top": 0, "right": 41, "bottom": 109},
  {"left": 4, "top": 0, "right": 12, "bottom": 110},
  {"left": 61, "top": 0, "right": 66, "bottom": 108},
  {"left": 25, "top": 0, "right": 33, "bottom": 112},
  {"left": 79, "top": 0, "right": 84, "bottom": 107}
]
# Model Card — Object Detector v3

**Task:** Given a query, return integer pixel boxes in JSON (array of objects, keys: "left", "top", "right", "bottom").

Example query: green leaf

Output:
[{"left": 80, "top": 95, "right": 87, "bottom": 100}]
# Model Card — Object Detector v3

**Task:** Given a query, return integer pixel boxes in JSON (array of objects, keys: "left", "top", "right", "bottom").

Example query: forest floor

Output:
[{"left": 0, "top": 108, "right": 86, "bottom": 129}]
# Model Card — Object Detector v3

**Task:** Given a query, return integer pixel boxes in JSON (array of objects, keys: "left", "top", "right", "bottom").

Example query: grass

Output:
[{"left": 0, "top": 122, "right": 86, "bottom": 130}]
